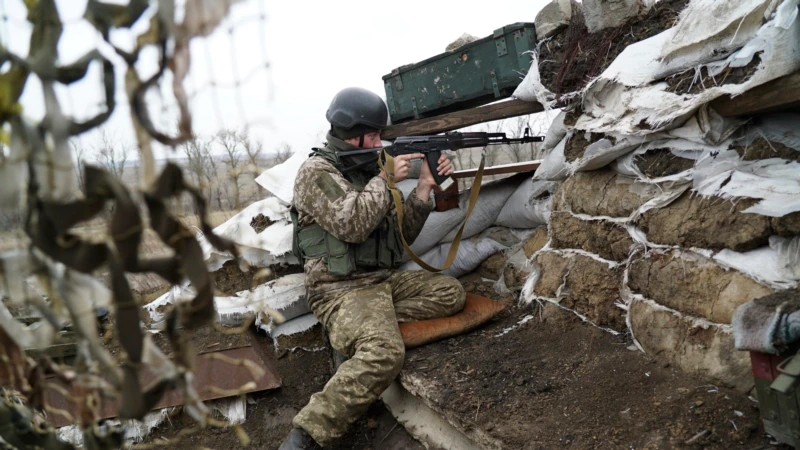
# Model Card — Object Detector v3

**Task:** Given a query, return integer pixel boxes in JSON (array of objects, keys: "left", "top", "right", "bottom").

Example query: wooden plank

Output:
[
  {"left": 383, "top": 99, "right": 544, "bottom": 139},
  {"left": 451, "top": 160, "right": 541, "bottom": 179},
  {"left": 712, "top": 71, "right": 800, "bottom": 117}
]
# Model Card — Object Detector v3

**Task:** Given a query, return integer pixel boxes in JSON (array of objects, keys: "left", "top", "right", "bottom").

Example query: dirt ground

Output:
[
  {"left": 137, "top": 277, "right": 789, "bottom": 450},
  {"left": 403, "top": 298, "right": 785, "bottom": 449},
  {"left": 141, "top": 325, "right": 424, "bottom": 450}
]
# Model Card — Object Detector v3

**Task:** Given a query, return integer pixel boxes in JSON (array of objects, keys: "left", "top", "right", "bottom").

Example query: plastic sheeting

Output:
[
  {"left": 254, "top": 149, "right": 309, "bottom": 205},
  {"left": 145, "top": 273, "right": 306, "bottom": 327},
  {"left": 199, "top": 197, "right": 297, "bottom": 271}
]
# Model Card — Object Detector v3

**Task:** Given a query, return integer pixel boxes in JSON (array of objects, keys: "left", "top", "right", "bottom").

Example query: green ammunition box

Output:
[{"left": 382, "top": 22, "right": 537, "bottom": 123}]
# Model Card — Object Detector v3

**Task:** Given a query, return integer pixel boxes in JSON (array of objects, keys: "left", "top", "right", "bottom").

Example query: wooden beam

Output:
[
  {"left": 712, "top": 71, "right": 800, "bottom": 117},
  {"left": 383, "top": 99, "right": 544, "bottom": 139},
  {"left": 451, "top": 160, "right": 541, "bottom": 179}
]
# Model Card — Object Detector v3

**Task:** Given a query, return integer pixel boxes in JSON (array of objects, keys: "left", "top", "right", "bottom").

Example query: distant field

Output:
[{"left": 0, "top": 210, "right": 238, "bottom": 255}]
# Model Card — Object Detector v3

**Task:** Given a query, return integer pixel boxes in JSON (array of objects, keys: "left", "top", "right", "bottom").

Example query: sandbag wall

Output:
[
  {"left": 515, "top": 0, "right": 800, "bottom": 393},
  {"left": 522, "top": 115, "right": 800, "bottom": 392}
]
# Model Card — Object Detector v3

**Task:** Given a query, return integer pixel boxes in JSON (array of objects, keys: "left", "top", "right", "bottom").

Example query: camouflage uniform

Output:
[{"left": 291, "top": 133, "right": 465, "bottom": 447}]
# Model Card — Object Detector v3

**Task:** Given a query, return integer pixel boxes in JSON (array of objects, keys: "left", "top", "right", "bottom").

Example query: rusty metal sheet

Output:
[{"left": 44, "top": 335, "right": 281, "bottom": 427}]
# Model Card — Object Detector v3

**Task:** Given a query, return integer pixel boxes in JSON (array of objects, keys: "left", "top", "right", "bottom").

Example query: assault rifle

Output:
[
  {"left": 386, "top": 128, "right": 544, "bottom": 190},
  {"left": 377, "top": 128, "right": 544, "bottom": 273}
]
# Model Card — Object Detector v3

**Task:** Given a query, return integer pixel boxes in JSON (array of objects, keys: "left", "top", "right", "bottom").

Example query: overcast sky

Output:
[{"left": 2, "top": 0, "right": 551, "bottom": 161}]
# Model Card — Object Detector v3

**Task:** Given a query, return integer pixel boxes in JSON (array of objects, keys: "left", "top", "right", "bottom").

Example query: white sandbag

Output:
[
  {"left": 660, "top": 0, "right": 777, "bottom": 67},
  {"left": 241, "top": 273, "right": 309, "bottom": 323},
  {"left": 512, "top": 51, "right": 558, "bottom": 108},
  {"left": 542, "top": 110, "right": 568, "bottom": 149},
  {"left": 215, "top": 294, "right": 258, "bottom": 326},
  {"left": 494, "top": 178, "right": 556, "bottom": 228},
  {"left": 573, "top": 107, "right": 739, "bottom": 177},
  {"left": 399, "top": 236, "right": 509, "bottom": 278},
  {"left": 714, "top": 236, "right": 800, "bottom": 290},
  {"left": 533, "top": 134, "right": 570, "bottom": 181},
  {"left": 254, "top": 149, "right": 309, "bottom": 205},
  {"left": 146, "top": 274, "right": 307, "bottom": 328},
  {"left": 406, "top": 207, "right": 466, "bottom": 259},
  {"left": 692, "top": 151, "right": 800, "bottom": 217},
  {"left": 263, "top": 313, "right": 319, "bottom": 342},
  {"left": 439, "top": 177, "right": 521, "bottom": 243}
]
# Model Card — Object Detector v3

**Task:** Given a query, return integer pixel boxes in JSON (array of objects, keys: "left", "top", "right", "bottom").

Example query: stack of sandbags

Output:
[
  {"left": 399, "top": 174, "right": 556, "bottom": 278},
  {"left": 526, "top": 114, "right": 800, "bottom": 391},
  {"left": 518, "top": 0, "right": 800, "bottom": 392}
]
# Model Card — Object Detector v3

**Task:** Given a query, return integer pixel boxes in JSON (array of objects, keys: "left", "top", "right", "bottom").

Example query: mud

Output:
[
  {"left": 772, "top": 212, "right": 800, "bottom": 237},
  {"left": 666, "top": 54, "right": 762, "bottom": 95},
  {"left": 212, "top": 260, "right": 302, "bottom": 295},
  {"left": 105, "top": 306, "right": 249, "bottom": 358},
  {"left": 554, "top": 169, "right": 653, "bottom": 218},
  {"left": 402, "top": 300, "right": 776, "bottom": 449},
  {"left": 143, "top": 327, "right": 424, "bottom": 450},
  {"left": 639, "top": 191, "right": 772, "bottom": 252},
  {"left": 629, "top": 299, "right": 753, "bottom": 392},
  {"left": 249, "top": 214, "right": 275, "bottom": 233},
  {"left": 533, "top": 252, "right": 626, "bottom": 331},
  {"left": 538, "top": 0, "right": 690, "bottom": 97},
  {"left": 522, "top": 226, "right": 549, "bottom": 258},
  {"left": 628, "top": 250, "right": 773, "bottom": 324},
  {"left": 735, "top": 137, "right": 800, "bottom": 162},
  {"left": 532, "top": 252, "right": 571, "bottom": 298},
  {"left": 563, "top": 131, "right": 604, "bottom": 162},
  {"left": 477, "top": 252, "right": 507, "bottom": 281},
  {"left": 549, "top": 211, "right": 634, "bottom": 261},
  {"left": 634, "top": 148, "right": 696, "bottom": 178}
]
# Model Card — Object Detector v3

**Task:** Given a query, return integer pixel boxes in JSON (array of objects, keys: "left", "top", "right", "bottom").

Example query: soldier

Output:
[{"left": 279, "top": 87, "right": 466, "bottom": 449}]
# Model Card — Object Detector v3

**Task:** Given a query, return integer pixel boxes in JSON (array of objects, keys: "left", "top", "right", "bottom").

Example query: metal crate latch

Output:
[{"left": 493, "top": 27, "right": 507, "bottom": 57}]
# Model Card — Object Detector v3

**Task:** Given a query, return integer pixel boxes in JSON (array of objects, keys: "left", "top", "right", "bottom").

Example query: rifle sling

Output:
[{"left": 379, "top": 149, "right": 486, "bottom": 272}]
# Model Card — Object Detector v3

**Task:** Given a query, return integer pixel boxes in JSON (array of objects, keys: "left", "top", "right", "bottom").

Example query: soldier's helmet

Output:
[{"left": 326, "top": 87, "right": 389, "bottom": 131}]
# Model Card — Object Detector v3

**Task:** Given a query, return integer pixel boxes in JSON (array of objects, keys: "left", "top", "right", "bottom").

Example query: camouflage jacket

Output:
[{"left": 293, "top": 133, "right": 433, "bottom": 304}]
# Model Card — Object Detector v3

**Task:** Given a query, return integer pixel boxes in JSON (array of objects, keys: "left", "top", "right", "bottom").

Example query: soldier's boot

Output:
[{"left": 278, "top": 427, "right": 321, "bottom": 450}]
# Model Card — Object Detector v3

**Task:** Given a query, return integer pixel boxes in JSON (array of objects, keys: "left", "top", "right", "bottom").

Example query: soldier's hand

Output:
[
  {"left": 379, "top": 153, "right": 423, "bottom": 184},
  {"left": 419, "top": 153, "right": 454, "bottom": 190}
]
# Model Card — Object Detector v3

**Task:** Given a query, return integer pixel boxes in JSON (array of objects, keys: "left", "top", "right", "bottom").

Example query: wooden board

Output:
[
  {"left": 383, "top": 99, "right": 544, "bottom": 139},
  {"left": 711, "top": 71, "right": 800, "bottom": 117},
  {"left": 451, "top": 160, "right": 541, "bottom": 179}
]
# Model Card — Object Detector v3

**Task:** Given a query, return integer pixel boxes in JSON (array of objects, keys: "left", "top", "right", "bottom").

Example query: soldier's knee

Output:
[
  {"left": 378, "top": 334, "right": 406, "bottom": 377},
  {"left": 441, "top": 276, "right": 466, "bottom": 314}
]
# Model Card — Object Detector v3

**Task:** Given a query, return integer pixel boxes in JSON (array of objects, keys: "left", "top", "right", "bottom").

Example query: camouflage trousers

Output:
[{"left": 292, "top": 270, "right": 465, "bottom": 447}]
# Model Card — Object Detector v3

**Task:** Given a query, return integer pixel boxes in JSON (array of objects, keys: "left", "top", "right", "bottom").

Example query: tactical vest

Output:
[{"left": 291, "top": 147, "right": 404, "bottom": 276}]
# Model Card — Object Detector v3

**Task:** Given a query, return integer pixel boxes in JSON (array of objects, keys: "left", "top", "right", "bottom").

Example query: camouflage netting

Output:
[
  {"left": 520, "top": 0, "right": 800, "bottom": 391},
  {"left": 0, "top": 0, "right": 279, "bottom": 448}
]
